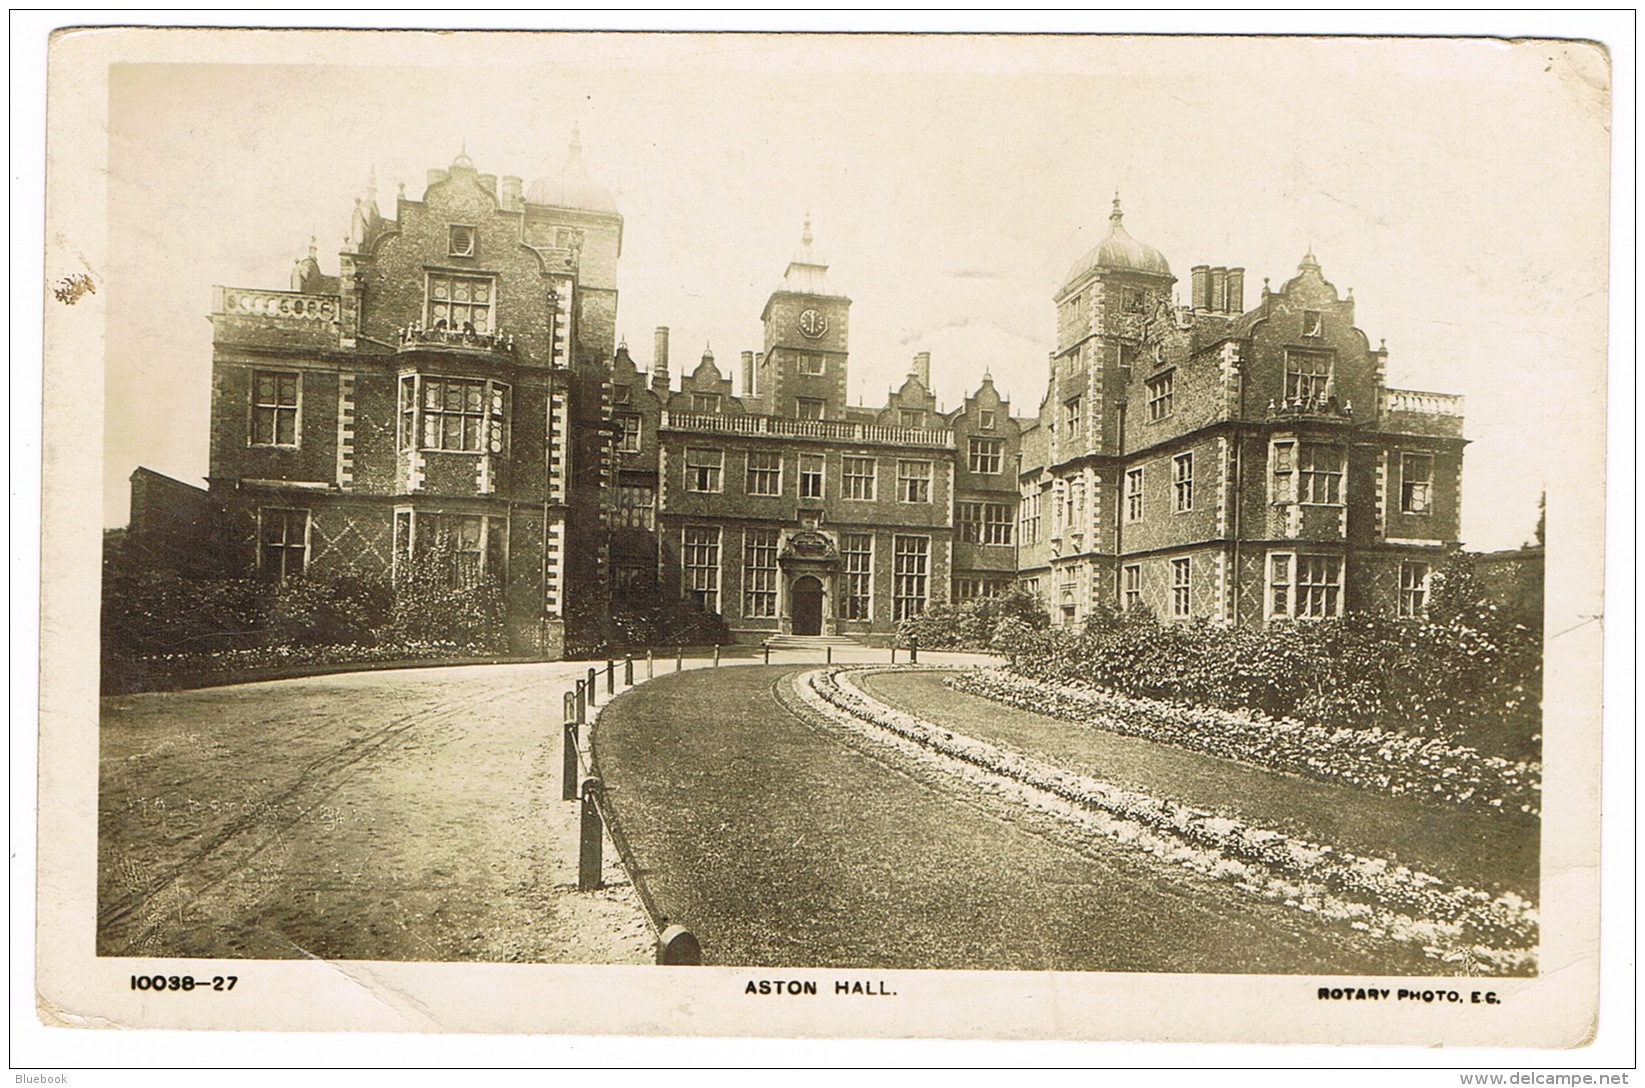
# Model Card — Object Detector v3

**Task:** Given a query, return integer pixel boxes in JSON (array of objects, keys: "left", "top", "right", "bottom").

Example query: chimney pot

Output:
[
  {"left": 740, "top": 351, "right": 756, "bottom": 397},
  {"left": 912, "top": 351, "right": 932, "bottom": 389},
  {"left": 1190, "top": 265, "right": 1210, "bottom": 312},
  {"left": 1209, "top": 267, "right": 1228, "bottom": 314},
  {"left": 1226, "top": 268, "right": 1245, "bottom": 314},
  {"left": 652, "top": 327, "right": 671, "bottom": 391}
]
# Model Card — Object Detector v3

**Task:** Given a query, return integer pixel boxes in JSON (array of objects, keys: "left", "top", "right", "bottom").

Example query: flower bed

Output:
[
  {"left": 796, "top": 665, "right": 1537, "bottom": 975},
  {"left": 951, "top": 668, "right": 1541, "bottom": 818},
  {"left": 103, "top": 641, "right": 513, "bottom": 693}
]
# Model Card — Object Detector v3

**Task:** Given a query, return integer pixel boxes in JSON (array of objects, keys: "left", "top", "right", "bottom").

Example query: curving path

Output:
[
  {"left": 98, "top": 662, "right": 654, "bottom": 963},
  {"left": 593, "top": 666, "right": 1435, "bottom": 973}
]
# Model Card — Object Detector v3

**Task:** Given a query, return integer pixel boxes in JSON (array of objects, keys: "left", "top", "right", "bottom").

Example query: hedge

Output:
[{"left": 989, "top": 558, "right": 1540, "bottom": 761}]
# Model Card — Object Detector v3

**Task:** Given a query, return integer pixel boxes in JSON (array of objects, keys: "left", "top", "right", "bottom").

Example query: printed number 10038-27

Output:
[{"left": 130, "top": 975, "right": 237, "bottom": 992}]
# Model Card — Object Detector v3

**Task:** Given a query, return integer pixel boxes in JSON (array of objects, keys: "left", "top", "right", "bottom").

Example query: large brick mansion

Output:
[{"left": 127, "top": 140, "right": 1467, "bottom": 653}]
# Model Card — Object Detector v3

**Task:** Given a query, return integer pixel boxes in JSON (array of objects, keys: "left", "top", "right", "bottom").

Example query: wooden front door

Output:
[{"left": 791, "top": 576, "right": 824, "bottom": 636}]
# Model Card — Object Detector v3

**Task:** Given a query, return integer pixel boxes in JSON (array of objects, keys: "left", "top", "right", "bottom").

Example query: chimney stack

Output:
[
  {"left": 652, "top": 327, "right": 670, "bottom": 392},
  {"left": 912, "top": 351, "right": 931, "bottom": 389},
  {"left": 1191, "top": 265, "right": 1210, "bottom": 312},
  {"left": 741, "top": 351, "right": 756, "bottom": 397},
  {"left": 1226, "top": 268, "right": 1245, "bottom": 314},
  {"left": 1209, "top": 267, "right": 1228, "bottom": 314}
]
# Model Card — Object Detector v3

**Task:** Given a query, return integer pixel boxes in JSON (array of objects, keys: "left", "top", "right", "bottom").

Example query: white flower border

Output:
[
  {"left": 952, "top": 668, "right": 1541, "bottom": 818},
  {"left": 794, "top": 665, "right": 1537, "bottom": 976}
]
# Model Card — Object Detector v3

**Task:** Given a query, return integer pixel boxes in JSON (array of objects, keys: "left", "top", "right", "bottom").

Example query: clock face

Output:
[{"left": 798, "top": 308, "right": 828, "bottom": 339}]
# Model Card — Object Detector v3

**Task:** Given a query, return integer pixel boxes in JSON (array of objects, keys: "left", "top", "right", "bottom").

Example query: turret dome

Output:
[
  {"left": 1060, "top": 195, "right": 1172, "bottom": 292},
  {"left": 775, "top": 215, "right": 844, "bottom": 298},
  {"left": 526, "top": 126, "right": 618, "bottom": 214}
]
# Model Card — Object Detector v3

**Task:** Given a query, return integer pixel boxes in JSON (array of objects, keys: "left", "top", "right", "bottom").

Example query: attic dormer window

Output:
[
  {"left": 1123, "top": 288, "right": 1147, "bottom": 313},
  {"left": 692, "top": 393, "right": 722, "bottom": 414},
  {"left": 1303, "top": 310, "right": 1324, "bottom": 337},
  {"left": 979, "top": 409, "right": 996, "bottom": 430},
  {"left": 900, "top": 409, "right": 925, "bottom": 428},
  {"left": 448, "top": 225, "right": 477, "bottom": 258}
]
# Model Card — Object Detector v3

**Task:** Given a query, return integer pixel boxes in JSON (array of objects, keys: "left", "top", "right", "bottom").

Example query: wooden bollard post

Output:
[
  {"left": 910, "top": 636, "right": 919, "bottom": 664},
  {"left": 624, "top": 656, "right": 634, "bottom": 685},
  {"left": 575, "top": 680, "right": 586, "bottom": 723},
  {"left": 606, "top": 659, "right": 615, "bottom": 694},
  {"left": 713, "top": 645, "right": 720, "bottom": 668},
  {"left": 587, "top": 666, "right": 598, "bottom": 706},
  {"left": 826, "top": 645, "right": 832, "bottom": 664},
  {"left": 563, "top": 690, "right": 575, "bottom": 724},
  {"left": 657, "top": 925, "right": 703, "bottom": 966},
  {"left": 646, "top": 650, "right": 654, "bottom": 679},
  {"left": 562, "top": 721, "right": 580, "bottom": 801},
  {"left": 891, "top": 646, "right": 898, "bottom": 664},
  {"left": 676, "top": 645, "right": 683, "bottom": 672},
  {"left": 578, "top": 778, "right": 604, "bottom": 891},
  {"left": 763, "top": 644, "right": 770, "bottom": 665}
]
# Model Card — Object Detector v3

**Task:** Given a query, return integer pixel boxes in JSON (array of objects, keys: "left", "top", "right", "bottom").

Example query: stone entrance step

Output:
[{"left": 761, "top": 634, "right": 866, "bottom": 649}]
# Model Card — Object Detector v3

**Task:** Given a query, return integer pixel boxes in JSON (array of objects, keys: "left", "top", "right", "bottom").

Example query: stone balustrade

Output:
[
  {"left": 213, "top": 287, "right": 338, "bottom": 321},
  {"left": 660, "top": 411, "right": 954, "bottom": 449},
  {"left": 398, "top": 324, "right": 518, "bottom": 355},
  {"left": 1382, "top": 388, "right": 1465, "bottom": 416}
]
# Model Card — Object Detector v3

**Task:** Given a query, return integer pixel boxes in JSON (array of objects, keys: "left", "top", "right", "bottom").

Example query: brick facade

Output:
[
  {"left": 169, "top": 146, "right": 619, "bottom": 653},
  {"left": 132, "top": 152, "right": 1468, "bottom": 656},
  {"left": 636, "top": 229, "right": 1022, "bottom": 643},
  {"left": 1017, "top": 201, "right": 1466, "bottom": 628}
]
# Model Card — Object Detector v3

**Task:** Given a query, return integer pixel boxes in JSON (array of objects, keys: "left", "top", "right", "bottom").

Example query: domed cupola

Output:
[
  {"left": 526, "top": 126, "right": 618, "bottom": 214},
  {"left": 775, "top": 215, "right": 845, "bottom": 298},
  {"left": 1060, "top": 194, "right": 1173, "bottom": 294}
]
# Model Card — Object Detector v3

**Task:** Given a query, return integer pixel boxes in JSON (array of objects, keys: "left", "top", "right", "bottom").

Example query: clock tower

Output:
[{"left": 757, "top": 217, "right": 852, "bottom": 418}]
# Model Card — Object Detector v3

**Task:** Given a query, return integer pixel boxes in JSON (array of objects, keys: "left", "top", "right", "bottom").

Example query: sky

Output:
[{"left": 97, "top": 32, "right": 1613, "bottom": 550}]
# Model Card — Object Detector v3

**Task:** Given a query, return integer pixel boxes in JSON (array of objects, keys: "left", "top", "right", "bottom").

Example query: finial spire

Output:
[
  {"left": 308, "top": 234, "right": 317, "bottom": 259},
  {"left": 801, "top": 212, "right": 813, "bottom": 247},
  {"left": 570, "top": 123, "right": 583, "bottom": 158},
  {"left": 1111, "top": 191, "right": 1124, "bottom": 224}
]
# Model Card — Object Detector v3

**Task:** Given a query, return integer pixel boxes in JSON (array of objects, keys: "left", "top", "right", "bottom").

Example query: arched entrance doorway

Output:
[{"left": 791, "top": 576, "right": 824, "bottom": 636}]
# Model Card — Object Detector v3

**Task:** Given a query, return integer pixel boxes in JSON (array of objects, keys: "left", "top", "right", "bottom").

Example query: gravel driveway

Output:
[{"left": 98, "top": 663, "right": 653, "bottom": 963}]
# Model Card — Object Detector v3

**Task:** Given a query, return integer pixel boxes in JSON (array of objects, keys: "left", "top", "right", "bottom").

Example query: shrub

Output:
[
  {"left": 101, "top": 569, "right": 268, "bottom": 659},
  {"left": 898, "top": 584, "right": 1050, "bottom": 650},
  {"left": 565, "top": 590, "right": 731, "bottom": 657},
  {"left": 266, "top": 573, "right": 394, "bottom": 647},
  {"left": 388, "top": 535, "right": 508, "bottom": 653},
  {"left": 1007, "top": 603, "right": 1540, "bottom": 761}
]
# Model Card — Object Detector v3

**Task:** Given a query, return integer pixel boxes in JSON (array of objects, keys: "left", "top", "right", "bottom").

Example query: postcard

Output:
[{"left": 33, "top": 24, "right": 1616, "bottom": 1052}]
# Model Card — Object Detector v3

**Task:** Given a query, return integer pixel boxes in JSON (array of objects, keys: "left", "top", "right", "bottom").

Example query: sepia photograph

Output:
[{"left": 28, "top": 20, "right": 1622, "bottom": 1055}]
